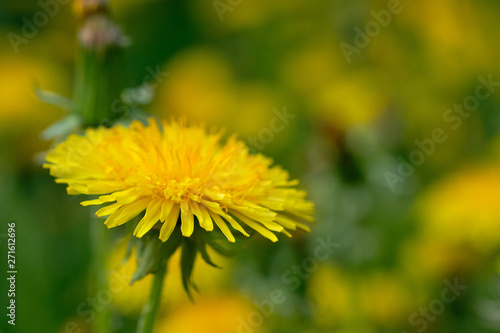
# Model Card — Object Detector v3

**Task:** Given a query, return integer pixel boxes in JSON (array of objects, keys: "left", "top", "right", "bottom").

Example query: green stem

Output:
[
  {"left": 136, "top": 261, "right": 167, "bottom": 333},
  {"left": 90, "top": 217, "right": 110, "bottom": 333},
  {"left": 74, "top": 45, "right": 126, "bottom": 127}
]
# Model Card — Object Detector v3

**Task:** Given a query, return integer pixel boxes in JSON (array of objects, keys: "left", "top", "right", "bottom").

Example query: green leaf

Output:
[
  {"left": 35, "top": 86, "right": 74, "bottom": 112},
  {"left": 40, "top": 115, "right": 82, "bottom": 141}
]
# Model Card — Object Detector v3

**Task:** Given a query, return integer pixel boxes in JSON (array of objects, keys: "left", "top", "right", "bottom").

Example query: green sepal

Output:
[
  {"left": 180, "top": 237, "right": 198, "bottom": 301},
  {"left": 204, "top": 230, "right": 248, "bottom": 257},
  {"left": 121, "top": 216, "right": 140, "bottom": 265},
  {"left": 122, "top": 234, "right": 136, "bottom": 265},
  {"left": 129, "top": 227, "right": 183, "bottom": 284},
  {"left": 130, "top": 234, "right": 163, "bottom": 284},
  {"left": 195, "top": 234, "right": 220, "bottom": 269},
  {"left": 160, "top": 228, "right": 183, "bottom": 262}
]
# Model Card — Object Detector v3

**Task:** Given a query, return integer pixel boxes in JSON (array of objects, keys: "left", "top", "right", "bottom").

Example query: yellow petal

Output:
[
  {"left": 273, "top": 214, "right": 297, "bottom": 230},
  {"left": 159, "top": 204, "right": 180, "bottom": 242},
  {"left": 276, "top": 214, "right": 310, "bottom": 232},
  {"left": 199, "top": 205, "right": 214, "bottom": 231},
  {"left": 96, "top": 202, "right": 123, "bottom": 217},
  {"left": 207, "top": 210, "right": 235, "bottom": 243},
  {"left": 104, "top": 197, "right": 149, "bottom": 228},
  {"left": 67, "top": 186, "right": 81, "bottom": 195},
  {"left": 233, "top": 212, "right": 278, "bottom": 242},
  {"left": 190, "top": 201, "right": 213, "bottom": 231},
  {"left": 86, "top": 181, "right": 125, "bottom": 195},
  {"left": 286, "top": 209, "right": 314, "bottom": 223},
  {"left": 203, "top": 199, "right": 249, "bottom": 237},
  {"left": 223, "top": 214, "right": 249, "bottom": 237},
  {"left": 80, "top": 198, "right": 104, "bottom": 207},
  {"left": 99, "top": 188, "right": 139, "bottom": 204},
  {"left": 134, "top": 198, "right": 162, "bottom": 238},
  {"left": 231, "top": 206, "right": 278, "bottom": 228},
  {"left": 67, "top": 183, "right": 89, "bottom": 194},
  {"left": 257, "top": 198, "right": 285, "bottom": 211},
  {"left": 160, "top": 200, "right": 174, "bottom": 222},
  {"left": 180, "top": 201, "right": 194, "bottom": 237}
]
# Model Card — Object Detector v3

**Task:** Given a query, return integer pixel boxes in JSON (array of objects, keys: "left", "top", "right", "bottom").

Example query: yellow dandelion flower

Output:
[
  {"left": 44, "top": 118, "right": 314, "bottom": 243},
  {"left": 154, "top": 295, "right": 258, "bottom": 333},
  {"left": 417, "top": 165, "right": 500, "bottom": 254}
]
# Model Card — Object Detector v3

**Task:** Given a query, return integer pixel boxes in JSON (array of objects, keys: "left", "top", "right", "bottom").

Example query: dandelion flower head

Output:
[{"left": 44, "top": 118, "right": 314, "bottom": 243}]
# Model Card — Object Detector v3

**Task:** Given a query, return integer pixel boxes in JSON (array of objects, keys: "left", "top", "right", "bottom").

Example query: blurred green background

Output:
[{"left": 2, "top": 0, "right": 500, "bottom": 332}]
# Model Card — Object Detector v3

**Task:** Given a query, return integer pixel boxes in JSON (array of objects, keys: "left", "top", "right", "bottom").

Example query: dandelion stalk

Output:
[
  {"left": 74, "top": 0, "right": 128, "bottom": 128},
  {"left": 135, "top": 259, "right": 168, "bottom": 333},
  {"left": 90, "top": 211, "right": 111, "bottom": 333}
]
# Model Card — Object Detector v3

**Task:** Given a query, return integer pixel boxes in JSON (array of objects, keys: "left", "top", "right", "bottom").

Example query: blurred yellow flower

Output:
[
  {"left": 280, "top": 37, "right": 342, "bottom": 96},
  {"left": 402, "top": 1, "right": 492, "bottom": 77},
  {"left": 192, "top": 0, "right": 304, "bottom": 32},
  {"left": 152, "top": 48, "right": 286, "bottom": 139},
  {"left": 308, "top": 264, "right": 417, "bottom": 329},
  {"left": 358, "top": 272, "right": 415, "bottom": 326},
  {"left": 0, "top": 46, "right": 69, "bottom": 126},
  {"left": 310, "top": 74, "right": 386, "bottom": 131},
  {"left": 417, "top": 165, "right": 500, "bottom": 254},
  {"left": 0, "top": 52, "right": 67, "bottom": 166},
  {"left": 402, "top": 237, "right": 479, "bottom": 279},
  {"left": 44, "top": 118, "right": 314, "bottom": 242},
  {"left": 154, "top": 295, "right": 258, "bottom": 333},
  {"left": 152, "top": 48, "right": 234, "bottom": 126},
  {"left": 307, "top": 265, "right": 351, "bottom": 326}
]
